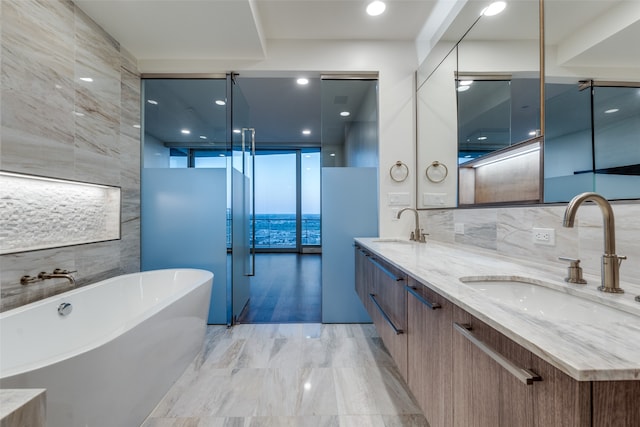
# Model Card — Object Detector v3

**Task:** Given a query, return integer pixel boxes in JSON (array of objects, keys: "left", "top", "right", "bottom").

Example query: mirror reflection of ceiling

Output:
[{"left": 546, "top": 0, "right": 640, "bottom": 76}]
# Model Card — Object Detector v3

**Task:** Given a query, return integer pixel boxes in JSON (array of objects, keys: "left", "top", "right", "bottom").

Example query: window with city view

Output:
[
  {"left": 254, "top": 150, "right": 320, "bottom": 249},
  {"left": 171, "top": 148, "right": 321, "bottom": 250}
]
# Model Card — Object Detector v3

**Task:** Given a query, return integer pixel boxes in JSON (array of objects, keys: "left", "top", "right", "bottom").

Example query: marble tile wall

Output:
[
  {"left": 0, "top": 0, "right": 141, "bottom": 311},
  {"left": 421, "top": 201, "right": 640, "bottom": 285}
]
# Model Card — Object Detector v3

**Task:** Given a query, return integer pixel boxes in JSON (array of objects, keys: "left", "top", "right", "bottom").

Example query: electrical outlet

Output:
[
  {"left": 391, "top": 208, "right": 400, "bottom": 220},
  {"left": 454, "top": 223, "right": 465, "bottom": 235},
  {"left": 532, "top": 227, "right": 555, "bottom": 246}
]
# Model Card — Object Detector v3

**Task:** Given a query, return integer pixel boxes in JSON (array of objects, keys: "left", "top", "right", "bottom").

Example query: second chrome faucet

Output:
[
  {"left": 397, "top": 207, "right": 426, "bottom": 243},
  {"left": 563, "top": 192, "right": 625, "bottom": 293}
]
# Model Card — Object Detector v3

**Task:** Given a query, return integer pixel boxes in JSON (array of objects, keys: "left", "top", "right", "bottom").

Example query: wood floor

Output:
[{"left": 237, "top": 253, "right": 322, "bottom": 323}]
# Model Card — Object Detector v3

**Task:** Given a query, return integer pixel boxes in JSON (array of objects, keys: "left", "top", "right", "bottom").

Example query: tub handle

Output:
[{"left": 58, "top": 302, "right": 73, "bottom": 316}]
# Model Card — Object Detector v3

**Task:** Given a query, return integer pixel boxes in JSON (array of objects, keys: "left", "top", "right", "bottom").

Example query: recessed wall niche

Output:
[{"left": 0, "top": 172, "right": 121, "bottom": 254}]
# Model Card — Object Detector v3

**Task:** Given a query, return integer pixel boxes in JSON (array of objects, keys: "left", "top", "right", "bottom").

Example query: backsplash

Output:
[
  {"left": 0, "top": 0, "right": 141, "bottom": 311},
  {"left": 421, "top": 201, "right": 640, "bottom": 286}
]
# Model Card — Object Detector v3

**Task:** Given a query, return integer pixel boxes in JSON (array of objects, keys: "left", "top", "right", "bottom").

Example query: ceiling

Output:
[
  {"left": 74, "top": 0, "right": 437, "bottom": 149},
  {"left": 75, "top": 0, "right": 640, "bottom": 150},
  {"left": 74, "top": 0, "right": 438, "bottom": 65}
]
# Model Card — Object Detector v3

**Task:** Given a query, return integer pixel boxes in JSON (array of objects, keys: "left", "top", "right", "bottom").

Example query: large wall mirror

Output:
[
  {"left": 416, "top": 0, "right": 542, "bottom": 208},
  {"left": 544, "top": 0, "right": 640, "bottom": 202},
  {"left": 416, "top": 0, "right": 640, "bottom": 208}
]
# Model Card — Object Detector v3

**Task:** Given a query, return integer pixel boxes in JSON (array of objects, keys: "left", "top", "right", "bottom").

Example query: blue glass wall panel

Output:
[
  {"left": 141, "top": 168, "right": 228, "bottom": 324},
  {"left": 321, "top": 167, "right": 378, "bottom": 323}
]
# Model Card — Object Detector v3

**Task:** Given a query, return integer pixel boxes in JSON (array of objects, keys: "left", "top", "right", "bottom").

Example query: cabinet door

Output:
[
  {"left": 531, "top": 353, "right": 590, "bottom": 427},
  {"left": 354, "top": 246, "right": 372, "bottom": 312},
  {"left": 367, "top": 255, "right": 408, "bottom": 379},
  {"left": 592, "top": 381, "right": 640, "bottom": 427},
  {"left": 452, "top": 307, "right": 540, "bottom": 427},
  {"left": 406, "top": 277, "right": 453, "bottom": 427}
]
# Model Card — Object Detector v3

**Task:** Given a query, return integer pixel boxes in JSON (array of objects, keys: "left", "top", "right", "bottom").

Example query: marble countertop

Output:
[
  {"left": 0, "top": 389, "right": 46, "bottom": 426},
  {"left": 355, "top": 237, "right": 640, "bottom": 381}
]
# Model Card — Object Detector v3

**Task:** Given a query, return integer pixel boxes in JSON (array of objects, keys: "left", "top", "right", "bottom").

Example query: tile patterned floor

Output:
[{"left": 142, "top": 323, "right": 428, "bottom": 427}]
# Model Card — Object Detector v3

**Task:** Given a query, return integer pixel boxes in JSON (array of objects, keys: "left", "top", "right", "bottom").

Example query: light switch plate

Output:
[
  {"left": 423, "top": 192, "right": 446, "bottom": 206},
  {"left": 388, "top": 192, "right": 410, "bottom": 206}
]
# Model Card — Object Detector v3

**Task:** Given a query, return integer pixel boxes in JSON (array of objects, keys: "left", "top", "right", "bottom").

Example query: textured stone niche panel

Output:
[{"left": 0, "top": 172, "right": 120, "bottom": 254}]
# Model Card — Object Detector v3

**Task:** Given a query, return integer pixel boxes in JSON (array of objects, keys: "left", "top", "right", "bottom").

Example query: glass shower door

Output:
[{"left": 230, "top": 77, "right": 255, "bottom": 322}]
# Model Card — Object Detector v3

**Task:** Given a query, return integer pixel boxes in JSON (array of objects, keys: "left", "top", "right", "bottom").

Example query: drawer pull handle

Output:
[
  {"left": 453, "top": 323, "right": 542, "bottom": 385},
  {"left": 368, "top": 258, "right": 403, "bottom": 281},
  {"left": 405, "top": 285, "right": 441, "bottom": 310},
  {"left": 369, "top": 293, "right": 404, "bottom": 335}
]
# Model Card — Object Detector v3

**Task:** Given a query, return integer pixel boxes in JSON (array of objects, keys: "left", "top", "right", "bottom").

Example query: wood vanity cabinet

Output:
[
  {"left": 452, "top": 306, "right": 591, "bottom": 427},
  {"left": 406, "top": 277, "right": 453, "bottom": 427},
  {"left": 355, "top": 245, "right": 640, "bottom": 427},
  {"left": 354, "top": 245, "right": 408, "bottom": 379}
]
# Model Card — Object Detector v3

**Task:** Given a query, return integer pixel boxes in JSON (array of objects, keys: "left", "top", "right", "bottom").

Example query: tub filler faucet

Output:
[
  {"left": 39, "top": 269, "right": 77, "bottom": 287},
  {"left": 563, "top": 192, "right": 625, "bottom": 294},
  {"left": 21, "top": 268, "right": 77, "bottom": 287}
]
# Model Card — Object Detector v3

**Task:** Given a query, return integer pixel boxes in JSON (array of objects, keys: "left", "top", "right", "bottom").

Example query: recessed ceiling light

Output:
[
  {"left": 340, "top": 111, "right": 351, "bottom": 117},
  {"left": 330, "top": 153, "right": 336, "bottom": 157},
  {"left": 482, "top": 1, "right": 506, "bottom": 17},
  {"left": 181, "top": 129, "right": 191, "bottom": 135},
  {"left": 464, "top": 155, "right": 472, "bottom": 158},
  {"left": 297, "top": 78, "right": 309, "bottom": 85},
  {"left": 79, "top": 77, "right": 93, "bottom": 82},
  {"left": 215, "top": 99, "right": 226, "bottom": 106},
  {"left": 605, "top": 108, "right": 619, "bottom": 114},
  {"left": 459, "top": 80, "right": 473, "bottom": 86},
  {"left": 528, "top": 130, "right": 538, "bottom": 136},
  {"left": 478, "top": 136, "right": 488, "bottom": 140},
  {"left": 302, "top": 129, "right": 311, "bottom": 135},
  {"left": 366, "top": 1, "right": 386, "bottom": 16},
  {"left": 233, "top": 129, "right": 241, "bottom": 134},
  {"left": 304, "top": 155, "right": 311, "bottom": 158},
  {"left": 199, "top": 135, "right": 207, "bottom": 139},
  {"left": 147, "top": 99, "right": 158, "bottom": 105},
  {"left": 219, "top": 154, "right": 225, "bottom": 157},
  {"left": 457, "top": 86, "right": 471, "bottom": 92}
]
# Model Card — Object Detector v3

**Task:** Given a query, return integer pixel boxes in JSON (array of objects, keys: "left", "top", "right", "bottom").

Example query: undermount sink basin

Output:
[
  {"left": 371, "top": 238, "right": 414, "bottom": 244},
  {"left": 459, "top": 276, "right": 637, "bottom": 324}
]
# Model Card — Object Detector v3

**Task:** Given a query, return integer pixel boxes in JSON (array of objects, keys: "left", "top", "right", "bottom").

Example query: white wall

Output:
[{"left": 139, "top": 39, "right": 419, "bottom": 238}]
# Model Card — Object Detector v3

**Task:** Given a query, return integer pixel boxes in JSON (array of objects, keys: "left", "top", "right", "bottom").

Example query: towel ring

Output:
[
  {"left": 426, "top": 161, "right": 448, "bottom": 183},
  {"left": 390, "top": 161, "right": 409, "bottom": 182}
]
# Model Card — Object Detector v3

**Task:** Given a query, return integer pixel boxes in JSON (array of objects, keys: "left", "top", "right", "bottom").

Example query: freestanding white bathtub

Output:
[{"left": 0, "top": 268, "right": 213, "bottom": 427}]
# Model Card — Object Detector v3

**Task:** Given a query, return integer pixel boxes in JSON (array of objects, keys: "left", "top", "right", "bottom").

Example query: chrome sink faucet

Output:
[
  {"left": 397, "top": 207, "right": 426, "bottom": 243},
  {"left": 562, "top": 192, "right": 625, "bottom": 293}
]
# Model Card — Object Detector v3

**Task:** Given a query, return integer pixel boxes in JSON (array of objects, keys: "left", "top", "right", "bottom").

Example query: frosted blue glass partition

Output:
[
  {"left": 141, "top": 168, "right": 228, "bottom": 324},
  {"left": 322, "top": 167, "right": 378, "bottom": 323}
]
